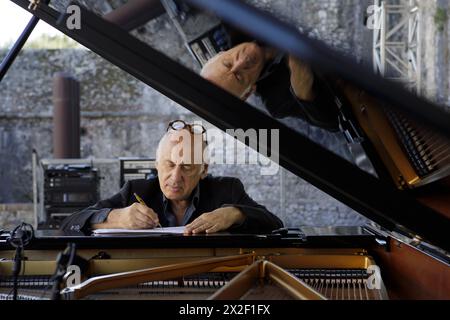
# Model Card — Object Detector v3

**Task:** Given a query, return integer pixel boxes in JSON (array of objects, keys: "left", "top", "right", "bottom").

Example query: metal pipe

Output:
[
  {"left": 52, "top": 72, "right": 80, "bottom": 158},
  {"left": 103, "top": 0, "right": 165, "bottom": 31},
  {"left": 0, "top": 15, "right": 39, "bottom": 82},
  {"left": 32, "top": 149, "right": 38, "bottom": 229}
]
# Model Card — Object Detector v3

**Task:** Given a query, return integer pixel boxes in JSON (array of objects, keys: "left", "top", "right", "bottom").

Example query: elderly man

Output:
[
  {"left": 61, "top": 120, "right": 283, "bottom": 234},
  {"left": 201, "top": 40, "right": 341, "bottom": 132}
]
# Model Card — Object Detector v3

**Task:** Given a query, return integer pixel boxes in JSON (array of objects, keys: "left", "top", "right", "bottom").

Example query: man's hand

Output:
[
  {"left": 184, "top": 207, "right": 245, "bottom": 234},
  {"left": 288, "top": 55, "right": 315, "bottom": 102},
  {"left": 92, "top": 203, "right": 159, "bottom": 230}
]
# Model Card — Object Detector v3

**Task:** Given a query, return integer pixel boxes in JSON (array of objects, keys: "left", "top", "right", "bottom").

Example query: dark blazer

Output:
[
  {"left": 256, "top": 57, "right": 341, "bottom": 132},
  {"left": 61, "top": 175, "right": 283, "bottom": 234}
]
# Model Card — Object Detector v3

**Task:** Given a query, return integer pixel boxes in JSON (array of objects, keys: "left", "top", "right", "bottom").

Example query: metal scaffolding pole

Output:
[{"left": 373, "top": 0, "right": 421, "bottom": 94}]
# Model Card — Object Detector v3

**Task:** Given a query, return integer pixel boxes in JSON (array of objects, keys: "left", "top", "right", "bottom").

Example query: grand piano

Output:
[{"left": 0, "top": 0, "right": 449, "bottom": 300}]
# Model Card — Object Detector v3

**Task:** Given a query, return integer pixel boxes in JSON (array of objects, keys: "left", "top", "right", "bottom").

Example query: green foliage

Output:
[
  {"left": 434, "top": 7, "right": 448, "bottom": 32},
  {"left": 24, "top": 34, "right": 81, "bottom": 49}
]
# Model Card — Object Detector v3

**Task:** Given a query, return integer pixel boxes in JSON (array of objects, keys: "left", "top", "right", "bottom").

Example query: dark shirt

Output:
[
  {"left": 162, "top": 183, "right": 200, "bottom": 226},
  {"left": 91, "top": 183, "right": 201, "bottom": 227},
  {"left": 61, "top": 175, "right": 283, "bottom": 234},
  {"left": 255, "top": 55, "right": 341, "bottom": 132}
]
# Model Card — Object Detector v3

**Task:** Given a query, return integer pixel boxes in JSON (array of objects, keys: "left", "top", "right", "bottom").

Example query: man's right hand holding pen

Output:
[{"left": 92, "top": 202, "right": 160, "bottom": 230}]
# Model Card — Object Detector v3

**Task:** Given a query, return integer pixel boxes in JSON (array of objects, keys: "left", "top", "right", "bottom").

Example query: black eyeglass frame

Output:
[
  {"left": 167, "top": 120, "right": 208, "bottom": 143},
  {"left": 167, "top": 119, "right": 206, "bottom": 134}
]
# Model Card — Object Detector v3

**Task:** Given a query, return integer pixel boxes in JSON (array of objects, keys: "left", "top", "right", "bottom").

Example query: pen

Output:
[{"left": 133, "top": 193, "right": 163, "bottom": 229}]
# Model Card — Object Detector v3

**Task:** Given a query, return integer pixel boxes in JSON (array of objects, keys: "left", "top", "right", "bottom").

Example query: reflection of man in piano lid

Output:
[
  {"left": 200, "top": 41, "right": 340, "bottom": 132},
  {"left": 61, "top": 120, "right": 283, "bottom": 234}
]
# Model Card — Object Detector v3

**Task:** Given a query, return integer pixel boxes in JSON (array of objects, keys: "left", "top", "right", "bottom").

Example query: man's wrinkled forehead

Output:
[
  {"left": 202, "top": 54, "right": 245, "bottom": 98},
  {"left": 159, "top": 130, "right": 205, "bottom": 164},
  {"left": 202, "top": 52, "right": 226, "bottom": 77}
]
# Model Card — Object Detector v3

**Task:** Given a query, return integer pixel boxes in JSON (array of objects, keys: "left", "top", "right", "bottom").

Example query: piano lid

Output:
[{"left": 6, "top": 0, "right": 450, "bottom": 252}]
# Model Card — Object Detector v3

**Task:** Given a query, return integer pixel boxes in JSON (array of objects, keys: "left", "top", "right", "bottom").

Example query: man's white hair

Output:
[
  {"left": 200, "top": 52, "right": 223, "bottom": 79},
  {"left": 155, "top": 132, "right": 169, "bottom": 161}
]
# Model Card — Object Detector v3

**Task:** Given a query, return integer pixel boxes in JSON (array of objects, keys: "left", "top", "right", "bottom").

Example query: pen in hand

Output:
[{"left": 133, "top": 193, "right": 163, "bottom": 229}]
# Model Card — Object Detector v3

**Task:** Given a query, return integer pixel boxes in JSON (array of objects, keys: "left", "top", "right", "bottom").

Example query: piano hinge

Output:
[
  {"left": 409, "top": 236, "right": 450, "bottom": 263},
  {"left": 89, "top": 251, "right": 111, "bottom": 260},
  {"left": 355, "top": 250, "right": 369, "bottom": 256},
  {"left": 368, "top": 224, "right": 450, "bottom": 262},
  {"left": 362, "top": 223, "right": 390, "bottom": 251},
  {"left": 410, "top": 235, "right": 423, "bottom": 247}
]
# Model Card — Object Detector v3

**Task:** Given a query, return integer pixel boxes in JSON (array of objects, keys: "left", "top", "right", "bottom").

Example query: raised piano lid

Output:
[{"left": 7, "top": 0, "right": 450, "bottom": 253}]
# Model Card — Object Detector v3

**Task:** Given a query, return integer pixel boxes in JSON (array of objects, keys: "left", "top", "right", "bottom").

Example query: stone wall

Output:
[
  {"left": 1, "top": 0, "right": 409, "bottom": 230},
  {"left": 420, "top": 0, "right": 450, "bottom": 106},
  {"left": 0, "top": 204, "right": 34, "bottom": 231},
  {"left": 245, "top": 0, "right": 373, "bottom": 64},
  {"left": 0, "top": 49, "right": 365, "bottom": 229}
]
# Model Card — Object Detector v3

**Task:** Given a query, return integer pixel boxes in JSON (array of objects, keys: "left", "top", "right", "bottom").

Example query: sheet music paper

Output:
[{"left": 92, "top": 226, "right": 185, "bottom": 235}]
